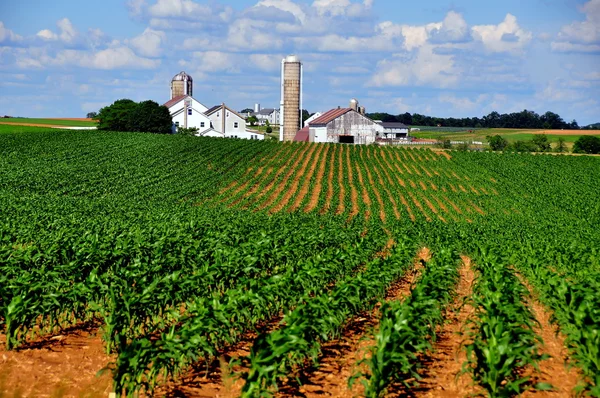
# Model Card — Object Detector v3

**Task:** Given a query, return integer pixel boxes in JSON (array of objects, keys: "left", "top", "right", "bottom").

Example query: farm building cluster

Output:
[
  {"left": 166, "top": 54, "right": 411, "bottom": 144},
  {"left": 165, "top": 71, "right": 264, "bottom": 140}
]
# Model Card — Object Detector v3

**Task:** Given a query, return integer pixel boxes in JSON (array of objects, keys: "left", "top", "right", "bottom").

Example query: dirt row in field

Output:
[{"left": 0, "top": 323, "right": 113, "bottom": 398}]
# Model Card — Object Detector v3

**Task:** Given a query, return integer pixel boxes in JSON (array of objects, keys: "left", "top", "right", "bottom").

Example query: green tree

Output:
[
  {"left": 266, "top": 125, "right": 273, "bottom": 134},
  {"left": 555, "top": 137, "right": 567, "bottom": 153},
  {"left": 573, "top": 136, "right": 600, "bottom": 154},
  {"left": 130, "top": 100, "right": 173, "bottom": 134},
  {"left": 247, "top": 115, "right": 258, "bottom": 126},
  {"left": 510, "top": 140, "right": 536, "bottom": 152},
  {"left": 240, "top": 108, "right": 253, "bottom": 114},
  {"left": 177, "top": 127, "right": 199, "bottom": 136},
  {"left": 97, "top": 99, "right": 137, "bottom": 131},
  {"left": 487, "top": 135, "right": 508, "bottom": 151},
  {"left": 532, "top": 134, "right": 551, "bottom": 152},
  {"left": 86, "top": 111, "right": 98, "bottom": 119}
]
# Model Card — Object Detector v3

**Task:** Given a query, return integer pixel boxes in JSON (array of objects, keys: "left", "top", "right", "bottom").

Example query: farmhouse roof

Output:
[
  {"left": 293, "top": 126, "right": 309, "bottom": 142},
  {"left": 308, "top": 108, "right": 352, "bottom": 126},
  {"left": 205, "top": 104, "right": 245, "bottom": 119},
  {"left": 163, "top": 95, "right": 188, "bottom": 108}
]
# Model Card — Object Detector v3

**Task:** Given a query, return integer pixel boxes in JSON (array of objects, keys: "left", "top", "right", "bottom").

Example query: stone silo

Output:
[
  {"left": 280, "top": 55, "right": 303, "bottom": 142},
  {"left": 171, "top": 71, "right": 193, "bottom": 99}
]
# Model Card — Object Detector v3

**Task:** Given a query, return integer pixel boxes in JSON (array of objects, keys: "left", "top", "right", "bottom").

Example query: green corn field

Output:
[{"left": 1, "top": 129, "right": 599, "bottom": 397}]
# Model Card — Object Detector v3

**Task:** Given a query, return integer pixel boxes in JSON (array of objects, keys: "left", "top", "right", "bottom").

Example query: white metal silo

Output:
[{"left": 280, "top": 55, "right": 303, "bottom": 142}]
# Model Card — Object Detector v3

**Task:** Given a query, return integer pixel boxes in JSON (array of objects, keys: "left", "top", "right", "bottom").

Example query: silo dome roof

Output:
[
  {"left": 285, "top": 54, "right": 301, "bottom": 63},
  {"left": 172, "top": 71, "right": 193, "bottom": 81}
]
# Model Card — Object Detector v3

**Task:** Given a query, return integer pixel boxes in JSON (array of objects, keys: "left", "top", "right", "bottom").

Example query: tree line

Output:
[{"left": 366, "top": 109, "right": 583, "bottom": 130}]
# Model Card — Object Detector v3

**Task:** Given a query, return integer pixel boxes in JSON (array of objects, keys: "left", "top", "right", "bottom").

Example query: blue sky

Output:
[{"left": 1, "top": 0, "right": 599, "bottom": 125}]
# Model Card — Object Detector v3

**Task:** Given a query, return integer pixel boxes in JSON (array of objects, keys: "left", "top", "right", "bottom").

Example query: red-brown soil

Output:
[
  {"left": 154, "top": 315, "right": 284, "bottom": 398},
  {"left": 291, "top": 144, "right": 325, "bottom": 212},
  {"left": 305, "top": 143, "right": 330, "bottom": 213},
  {"left": 518, "top": 282, "right": 581, "bottom": 397},
  {"left": 412, "top": 256, "right": 481, "bottom": 398},
  {"left": 270, "top": 143, "right": 319, "bottom": 213},
  {"left": 256, "top": 144, "right": 311, "bottom": 210},
  {"left": 320, "top": 145, "right": 336, "bottom": 214},
  {"left": 0, "top": 324, "right": 114, "bottom": 398},
  {"left": 275, "top": 247, "right": 428, "bottom": 398}
]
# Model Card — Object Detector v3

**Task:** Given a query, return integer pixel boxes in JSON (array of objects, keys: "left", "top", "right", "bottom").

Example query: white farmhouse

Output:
[
  {"left": 163, "top": 94, "right": 216, "bottom": 136},
  {"left": 163, "top": 71, "right": 264, "bottom": 140},
  {"left": 206, "top": 104, "right": 264, "bottom": 140}
]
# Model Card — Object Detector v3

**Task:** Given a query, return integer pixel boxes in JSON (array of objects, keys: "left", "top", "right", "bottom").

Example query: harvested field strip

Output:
[
  {"left": 268, "top": 143, "right": 319, "bottom": 213},
  {"left": 305, "top": 144, "right": 330, "bottom": 213},
  {"left": 289, "top": 143, "right": 326, "bottom": 212}
]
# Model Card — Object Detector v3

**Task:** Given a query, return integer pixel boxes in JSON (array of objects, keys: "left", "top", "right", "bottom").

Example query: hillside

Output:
[{"left": 1, "top": 129, "right": 599, "bottom": 397}]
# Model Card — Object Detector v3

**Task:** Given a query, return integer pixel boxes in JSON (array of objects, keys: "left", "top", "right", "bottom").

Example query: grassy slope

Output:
[{"left": 0, "top": 118, "right": 97, "bottom": 127}]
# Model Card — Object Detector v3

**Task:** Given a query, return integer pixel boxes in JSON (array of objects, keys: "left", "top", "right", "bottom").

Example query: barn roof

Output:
[
  {"left": 293, "top": 126, "right": 309, "bottom": 142},
  {"left": 163, "top": 94, "right": 188, "bottom": 108},
  {"left": 309, "top": 108, "right": 352, "bottom": 126}
]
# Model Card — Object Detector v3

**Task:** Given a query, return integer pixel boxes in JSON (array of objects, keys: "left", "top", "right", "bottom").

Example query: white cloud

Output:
[
  {"left": 37, "top": 29, "right": 58, "bottom": 41},
  {"left": 57, "top": 18, "right": 77, "bottom": 43},
  {"left": 128, "top": 28, "right": 165, "bottom": 57},
  {"left": 439, "top": 93, "right": 489, "bottom": 111},
  {"left": 192, "top": 51, "right": 238, "bottom": 73},
  {"left": 0, "top": 22, "right": 22, "bottom": 43},
  {"left": 15, "top": 46, "right": 160, "bottom": 70},
  {"left": 471, "top": 14, "right": 532, "bottom": 53},
  {"left": 258, "top": 0, "right": 306, "bottom": 23},
  {"left": 376, "top": 11, "right": 468, "bottom": 52},
  {"left": 181, "top": 37, "right": 211, "bottom": 50},
  {"left": 148, "top": 0, "right": 211, "bottom": 18},
  {"left": 36, "top": 18, "right": 78, "bottom": 43},
  {"left": 551, "top": 41, "right": 600, "bottom": 53},
  {"left": 552, "top": 0, "right": 600, "bottom": 52},
  {"left": 227, "top": 19, "right": 283, "bottom": 50},
  {"left": 369, "top": 45, "right": 460, "bottom": 88},
  {"left": 249, "top": 54, "right": 282, "bottom": 71}
]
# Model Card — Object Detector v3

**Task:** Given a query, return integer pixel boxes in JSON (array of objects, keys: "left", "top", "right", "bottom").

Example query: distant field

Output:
[
  {"left": 0, "top": 124, "right": 66, "bottom": 134},
  {"left": 0, "top": 118, "right": 97, "bottom": 127},
  {"left": 411, "top": 128, "right": 600, "bottom": 147}
]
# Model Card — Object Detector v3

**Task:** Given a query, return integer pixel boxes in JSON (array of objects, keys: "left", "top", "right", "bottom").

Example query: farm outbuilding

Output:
[{"left": 302, "top": 107, "right": 384, "bottom": 145}]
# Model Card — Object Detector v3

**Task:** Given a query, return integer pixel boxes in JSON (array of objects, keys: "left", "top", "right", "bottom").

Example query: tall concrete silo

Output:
[
  {"left": 280, "top": 55, "right": 303, "bottom": 142},
  {"left": 171, "top": 71, "right": 193, "bottom": 99}
]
